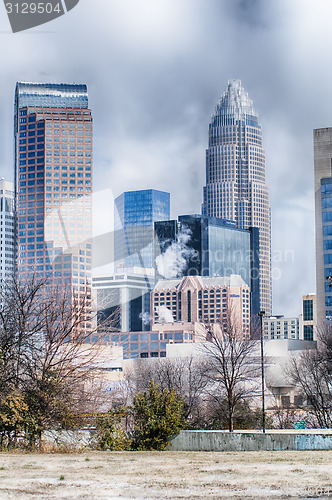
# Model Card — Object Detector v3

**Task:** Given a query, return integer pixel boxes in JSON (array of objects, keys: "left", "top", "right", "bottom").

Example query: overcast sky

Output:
[{"left": 0, "top": 0, "right": 330, "bottom": 316}]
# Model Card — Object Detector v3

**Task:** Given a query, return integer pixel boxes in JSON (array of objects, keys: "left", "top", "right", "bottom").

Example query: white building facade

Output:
[{"left": 0, "top": 179, "right": 15, "bottom": 280}]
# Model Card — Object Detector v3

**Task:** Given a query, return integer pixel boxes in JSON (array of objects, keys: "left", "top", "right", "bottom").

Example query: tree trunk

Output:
[{"left": 228, "top": 398, "right": 234, "bottom": 432}]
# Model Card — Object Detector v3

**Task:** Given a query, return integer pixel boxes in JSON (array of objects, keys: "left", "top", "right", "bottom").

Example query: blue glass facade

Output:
[
  {"left": 15, "top": 83, "right": 88, "bottom": 112},
  {"left": 321, "top": 177, "right": 332, "bottom": 319},
  {"left": 154, "top": 214, "right": 260, "bottom": 317},
  {"left": 114, "top": 189, "right": 170, "bottom": 269}
]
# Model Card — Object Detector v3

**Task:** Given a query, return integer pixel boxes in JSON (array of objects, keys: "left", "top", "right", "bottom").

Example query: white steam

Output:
[
  {"left": 155, "top": 227, "right": 197, "bottom": 279},
  {"left": 156, "top": 305, "right": 174, "bottom": 323},
  {"left": 139, "top": 312, "right": 152, "bottom": 326}
]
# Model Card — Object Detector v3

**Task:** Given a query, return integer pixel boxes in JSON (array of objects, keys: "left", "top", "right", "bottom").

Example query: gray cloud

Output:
[{"left": 0, "top": 0, "right": 328, "bottom": 316}]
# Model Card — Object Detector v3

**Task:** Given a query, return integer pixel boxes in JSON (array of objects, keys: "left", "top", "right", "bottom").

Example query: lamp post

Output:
[{"left": 258, "top": 310, "right": 266, "bottom": 433}]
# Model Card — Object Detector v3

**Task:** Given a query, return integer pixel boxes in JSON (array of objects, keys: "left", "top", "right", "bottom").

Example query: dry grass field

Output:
[{"left": 0, "top": 450, "right": 330, "bottom": 499}]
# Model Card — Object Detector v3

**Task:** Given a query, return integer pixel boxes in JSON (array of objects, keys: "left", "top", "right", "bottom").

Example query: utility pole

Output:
[{"left": 258, "top": 310, "right": 266, "bottom": 433}]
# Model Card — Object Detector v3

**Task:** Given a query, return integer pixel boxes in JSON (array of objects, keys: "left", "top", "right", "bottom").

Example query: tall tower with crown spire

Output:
[{"left": 202, "top": 80, "right": 271, "bottom": 315}]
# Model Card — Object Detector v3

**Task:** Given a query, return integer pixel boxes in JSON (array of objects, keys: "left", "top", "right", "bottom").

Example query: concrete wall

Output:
[
  {"left": 170, "top": 430, "right": 332, "bottom": 452},
  {"left": 42, "top": 430, "right": 97, "bottom": 451}
]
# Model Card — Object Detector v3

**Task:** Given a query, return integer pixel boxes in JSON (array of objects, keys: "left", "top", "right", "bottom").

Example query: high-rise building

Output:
[
  {"left": 92, "top": 270, "right": 154, "bottom": 333},
  {"left": 202, "top": 80, "right": 271, "bottom": 315},
  {"left": 154, "top": 214, "right": 260, "bottom": 317},
  {"left": 14, "top": 83, "right": 92, "bottom": 324},
  {"left": 152, "top": 274, "right": 250, "bottom": 335},
  {"left": 314, "top": 127, "right": 332, "bottom": 326},
  {"left": 0, "top": 179, "right": 15, "bottom": 280},
  {"left": 106, "top": 274, "right": 250, "bottom": 359},
  {"left": 114, "top": 189, "right": 170, "bottom": 271}
]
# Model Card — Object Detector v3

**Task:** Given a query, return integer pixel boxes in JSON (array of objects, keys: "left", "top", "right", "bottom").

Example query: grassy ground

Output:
[{"left": 0, "top": 450, "right": 331, "bottom": 499}]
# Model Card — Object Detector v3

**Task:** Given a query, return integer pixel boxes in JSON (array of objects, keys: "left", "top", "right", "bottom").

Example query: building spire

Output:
[{"left": 213, "top": 79, "right": 257, "bottom": 122}]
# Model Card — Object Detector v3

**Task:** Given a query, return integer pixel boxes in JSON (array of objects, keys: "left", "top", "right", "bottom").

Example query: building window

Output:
[
  {"left": 303, "top": 300, "right": 313, "bottom": 321},
  {"left": 304, "top": 325, "right": 313, "bottom": 341},
  {"left": 187, "top": 290, "right": 191, "bottom": 323}
]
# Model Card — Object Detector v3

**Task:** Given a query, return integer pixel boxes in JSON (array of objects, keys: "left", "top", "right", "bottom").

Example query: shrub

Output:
[
  {"left": 131, "top": 380, "right": 186, "bottom": 451},
  {"left": 95, "top": 406, "right": 131, "bottom": 451}
]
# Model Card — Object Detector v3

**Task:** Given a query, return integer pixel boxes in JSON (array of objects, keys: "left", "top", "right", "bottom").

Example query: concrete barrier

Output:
[
  {"left": 170, "top": 430, "right": 332, "bottom": 452},
  {"left": 42, "top": 429, "right": 97, "bottom": 450}
]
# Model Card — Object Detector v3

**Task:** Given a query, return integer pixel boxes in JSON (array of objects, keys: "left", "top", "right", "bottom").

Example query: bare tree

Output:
[
  {"left": 126, "top": 356, "right": 209, "bottom": 427},
  {"left": 270, "top": 396, "right": 301, "bottom": 429},
  {"left": 201, "top": 303, "right": 260, "bottom": 432},
  {"left": 0, "top": 274, "right": 47, "bottom": 391},
  {"left": 318, "top": 324, "right": 332, "bottom": 365},
  {"left": 288, "top": 329, "right": 332, "bottom": 428},
  {"left": 0, "top": 274, "right": 116, "bottom": 444}
]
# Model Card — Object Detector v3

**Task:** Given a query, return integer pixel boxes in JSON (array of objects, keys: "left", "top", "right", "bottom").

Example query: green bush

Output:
[
  {"left": 131, "top": 380, "right": 186, "bottom": 451},
  {"left": 95, "top": 406, "right": 131, "bottom": 451},
  {"left": 0, "top": 390, "right": 41, "bottom": 449}
]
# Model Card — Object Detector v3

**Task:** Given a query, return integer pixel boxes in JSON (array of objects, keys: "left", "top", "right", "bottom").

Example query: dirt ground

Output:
[{"left": 0, "top": 450, "right": 331, "bottom": 499}]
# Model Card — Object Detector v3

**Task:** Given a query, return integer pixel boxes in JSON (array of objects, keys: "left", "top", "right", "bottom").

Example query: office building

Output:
[
  {"left": 109, "top": 274, "right": 249, "bottom": 359},
  {"left": 202, "top": 80, "right": 271, "bottom": 315},
  {"left": 152, "top": 274, "right": 250, "bottom": 335},
  {"left": 110, "top": 323, "right": 202, "bottom": 360},
  {"left": 114, "top": 189, "right": 170, "bottom": 271},
  {"left": 0, "top": 179, "right": 15, "bottom": 280},
  {"left": 264, "top": 294, "right": 316, "bottom": 342},
  {"left": 155, "top": 214, "right": 259, "bottom": 317},
  {"left": 314, "top": 127, "right": 332, "bottom": 326},
  {"left": 92, "top": 269, "right": 154, "bottom": 333},
  {"left": 14, "top": 83, "right": 92, "bottom": 325},
  {"left": 302, "top": 293, "right": 316, "bottom": 341},
  {"left": 263, "top": 316, "right": 301, "bottom": 341}
]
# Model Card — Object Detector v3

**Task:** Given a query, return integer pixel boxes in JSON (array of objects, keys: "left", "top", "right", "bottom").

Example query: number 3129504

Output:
[{"left": 5, "top": 3, "right": 62, "bottom": 14}]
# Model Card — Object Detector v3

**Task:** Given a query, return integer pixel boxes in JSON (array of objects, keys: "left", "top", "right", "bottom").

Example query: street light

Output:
[{"left": 258, "top": 310, "right": 266, "bottom": 434}]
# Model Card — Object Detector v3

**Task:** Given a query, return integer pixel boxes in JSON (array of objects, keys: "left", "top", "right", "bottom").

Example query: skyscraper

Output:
[
  {"left": 314, "top": 127, "right": 332, "bottom": 326},
  {"left": 152, "top": 274, "right": 250, "bottom": 335},
  {"left": 202, "top": 80, "right": 271, "bottom": 315},
  {"left": 0, "top": 179, "right": 15, "bottom": 280},
  {"left": 93, "top": 270, "right": 155, "bottom": 333},
  {"left": 154, "top": 214, "right": 260, "bottom": 317},
  {"left": 14, "top": 83, "right": 92, "bottom": 324},
  {"left": 114, "top": 189, "right": 170, "bottom": 271}
]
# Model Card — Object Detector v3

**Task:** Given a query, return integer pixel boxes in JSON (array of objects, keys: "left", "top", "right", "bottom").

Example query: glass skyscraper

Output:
[
  {"left": 320, "top": 178, "right": 332, "bottom": 322},
  {"left": 154, "top": 214, "right": 260, "bottom": 317},
  {"left": 202, "top": 80, "right": 271, "bottom": 315},
  {"left": 114, "top": 189, "right": 170, "bottom": 270},
  {"left": 14, "top": 82, "right": 92, "bottom": 329},
  {"left": 314, "top": 127, "right": 332, "bottom": 326}
]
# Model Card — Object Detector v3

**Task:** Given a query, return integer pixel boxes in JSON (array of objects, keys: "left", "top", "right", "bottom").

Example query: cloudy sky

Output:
[{"left": 0, "top": 0, "right": 331, "bottom": 316}]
